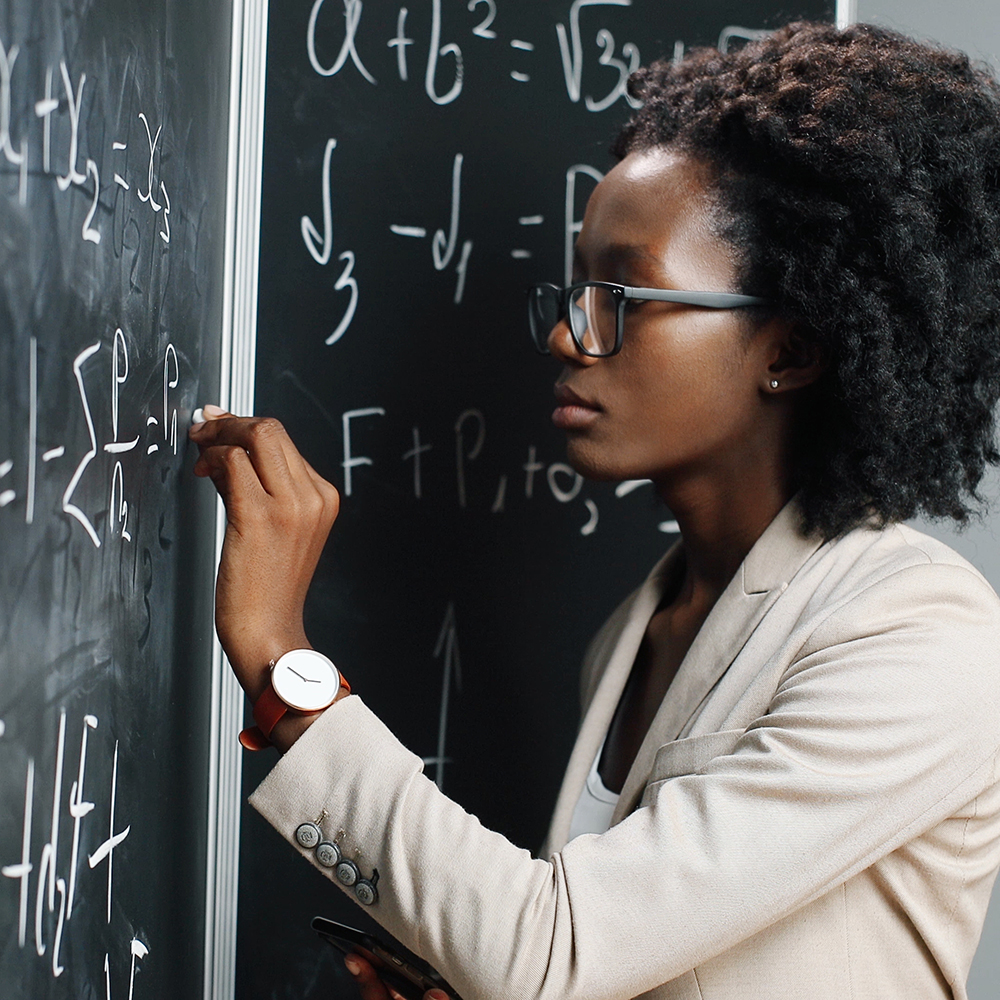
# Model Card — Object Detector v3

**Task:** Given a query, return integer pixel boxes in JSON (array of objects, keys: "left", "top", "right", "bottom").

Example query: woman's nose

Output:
[{"left": 546, "top": 315, "right": 600, "bottom": 366}]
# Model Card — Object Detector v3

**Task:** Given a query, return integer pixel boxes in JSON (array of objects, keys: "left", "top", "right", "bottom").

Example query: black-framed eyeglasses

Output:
[{"left": 527, "top": 281, "right": 772, "bottom": 358}]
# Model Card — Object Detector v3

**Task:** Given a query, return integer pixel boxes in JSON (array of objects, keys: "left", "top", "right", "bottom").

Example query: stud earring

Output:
[{"left": 769, "top": 379, "right": 779, "bottom": 390}]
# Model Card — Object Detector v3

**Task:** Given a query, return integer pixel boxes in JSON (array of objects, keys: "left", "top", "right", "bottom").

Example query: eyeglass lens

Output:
[
  {"left": 528, "top": 286, "right": 560, "bottom": 351},
  {"left": 528, "top": 285, "right": 618, "bottom": 356},
  {"left": 570, "top": 285, "right": 616, "bottom": 355}
]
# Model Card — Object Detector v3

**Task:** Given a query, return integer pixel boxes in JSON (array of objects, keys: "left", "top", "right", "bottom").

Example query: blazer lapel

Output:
[
  {"left": 542, "top": 544, "right": 682, "bottom": 855},
  {"left": 610, "top": 500, "right": 825, "bottom": 823}
]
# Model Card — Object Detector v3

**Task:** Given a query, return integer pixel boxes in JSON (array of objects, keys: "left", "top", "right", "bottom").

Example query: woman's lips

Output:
[{"left": 553, "top": 384, "right": 601, "bottom": 429}]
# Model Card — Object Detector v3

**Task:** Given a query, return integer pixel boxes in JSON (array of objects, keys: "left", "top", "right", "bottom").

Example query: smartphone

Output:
[{"left": 311, "top": 916, "right": 452, "bottom": 999}]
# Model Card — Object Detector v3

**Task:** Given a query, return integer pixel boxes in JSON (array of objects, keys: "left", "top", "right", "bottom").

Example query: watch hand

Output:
[{"left": 288, "top": 667, "right": 308, "bottom": 682}]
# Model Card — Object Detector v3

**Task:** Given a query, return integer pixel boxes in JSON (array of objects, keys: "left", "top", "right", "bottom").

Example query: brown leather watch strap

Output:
[
  {"left": 253, "top": 681, "right": 288, "bottom": 738},
  {"left": 239, "top": 672, "right": 351, "bottom": 751},
  {"left": 238, "top": 681, "right": 285, "bottom": 751}
]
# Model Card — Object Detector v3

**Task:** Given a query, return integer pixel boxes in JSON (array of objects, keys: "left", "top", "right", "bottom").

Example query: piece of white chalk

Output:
[{"left": 192, "top": 408, "right": 205, "bottom": 425}]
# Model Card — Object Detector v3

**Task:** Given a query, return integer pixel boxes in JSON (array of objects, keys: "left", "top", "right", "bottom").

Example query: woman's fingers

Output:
[
  {"left": 190, "top": 413, "right": 297, "bottom": 498},
  {"left": 343, "top": 953, "right": 451, "bottom": 1000},
  {"left": 191, "top": 405, "right": 333, "bottom": 500},
  {"left": 190, "top": 406, "right": 339, "bottom": 542},
  {"left": 191, "top": 405, "right": 328, "bottom": 497},
  {"left": 344, "top": 953, "right": 393, "bottom": 1000},
  {"left": 192, "top": 441, "right": 266, "bottom": 512}
]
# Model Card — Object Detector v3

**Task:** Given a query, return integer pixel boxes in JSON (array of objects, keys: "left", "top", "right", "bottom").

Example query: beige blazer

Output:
[{"left": 250, "top": 503, "right": 1000, "bottom": 1000}]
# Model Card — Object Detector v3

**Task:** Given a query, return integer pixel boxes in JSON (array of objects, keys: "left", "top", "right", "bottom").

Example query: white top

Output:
[{"left": 566, "top": 738, "right": 620, "bottom": 841}]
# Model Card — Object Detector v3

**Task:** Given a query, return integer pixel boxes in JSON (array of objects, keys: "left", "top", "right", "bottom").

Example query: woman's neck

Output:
[{"left": 657, "top": 468, "right": 794, "bottom": 608}]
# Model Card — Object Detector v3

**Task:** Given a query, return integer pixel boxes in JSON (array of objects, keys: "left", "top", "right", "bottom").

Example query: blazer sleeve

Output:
[{"left": 249, "top": 561, "right": 1000, "bottom": 1000}]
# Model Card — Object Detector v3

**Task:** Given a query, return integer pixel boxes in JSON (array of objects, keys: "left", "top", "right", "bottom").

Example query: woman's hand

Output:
[
  {"left": 189, "top": 406, "right": 340, "bottom": 702},
  {"left": 344, "top": 952, "right": 451, "bottom": 1000}
]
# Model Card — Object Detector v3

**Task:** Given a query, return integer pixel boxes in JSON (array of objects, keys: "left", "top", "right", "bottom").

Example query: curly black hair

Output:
[{"left": 613, "top": 21, "right": 1000, "bottom": 538}]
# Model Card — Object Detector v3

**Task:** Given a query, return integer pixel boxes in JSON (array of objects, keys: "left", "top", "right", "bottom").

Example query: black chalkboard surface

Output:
[
  {"left": 241, "top": 2, "right": 830, "bottom": 998},
  {"left": 0, "top": 0, "right": 232, "bottom": 997}
]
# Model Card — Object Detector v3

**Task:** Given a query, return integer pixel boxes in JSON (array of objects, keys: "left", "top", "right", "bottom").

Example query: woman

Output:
[{"left": 191, "top": 22, "right": 1000, "bottom": 1000}]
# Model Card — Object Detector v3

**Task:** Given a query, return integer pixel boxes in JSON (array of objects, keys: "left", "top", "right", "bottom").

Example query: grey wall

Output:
[
  {"left": 857, "top": 0, "right": 998, "bottom": 67},
  {"left": 854, "top": 1, "right": 1000, "bottom": 994}
]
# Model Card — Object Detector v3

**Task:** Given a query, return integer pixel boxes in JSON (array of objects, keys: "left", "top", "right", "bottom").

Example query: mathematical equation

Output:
[
  {"left": 297, "top": 3, "right": 770, "bottom": 348},
  {"left": 301, "top": 139, "right": 603, "bottom": 343},
  {"left": 306, "top": 0, "right": 767, "bottom": 108},
  {"left": 0, "top": 36, "right": 173, "bottom": 248},
  {"left": 0, "top": 334, "right": 184, "bottom": 549},
  {"left": 337, "top": 402, "right": 677, "bottom": 535},
  {"left": 310, "top": 0, "right": 640, "bottom": 108},
  {"left": 1, "top": 710, "right": 148, "bottom": 997}
]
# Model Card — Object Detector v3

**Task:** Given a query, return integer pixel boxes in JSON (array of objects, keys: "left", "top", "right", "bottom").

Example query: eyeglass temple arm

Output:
[{"left": 622, "top": 286, "right": 770, "bottom": 308}]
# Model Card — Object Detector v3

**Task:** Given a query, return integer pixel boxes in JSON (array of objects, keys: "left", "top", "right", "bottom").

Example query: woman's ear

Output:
[{"left": 762, "top": 322, "right": 824, "bottom": 393}]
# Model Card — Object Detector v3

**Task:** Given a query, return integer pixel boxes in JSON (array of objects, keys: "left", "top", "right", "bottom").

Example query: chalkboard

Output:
[
  {"left": 240, "top": 2, "right": 831, "bottom": 998},
  {"left": 0, "top": 0, "right": 234, "bottom": 997}
]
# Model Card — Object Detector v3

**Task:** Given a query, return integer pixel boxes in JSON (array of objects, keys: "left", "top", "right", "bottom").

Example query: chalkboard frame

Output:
[{"left": 202, "top": 1, "right": 270, "bottom": 999}]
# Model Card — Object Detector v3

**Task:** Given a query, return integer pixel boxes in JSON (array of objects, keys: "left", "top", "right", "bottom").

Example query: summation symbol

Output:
[{"left": 62, "top": 343, "right": 102, "bottom": 547}]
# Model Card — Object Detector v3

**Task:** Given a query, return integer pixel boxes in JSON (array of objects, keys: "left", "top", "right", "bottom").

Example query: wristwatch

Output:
[{"left": 239, "top": 648, "right": 350, "bottom": 750}]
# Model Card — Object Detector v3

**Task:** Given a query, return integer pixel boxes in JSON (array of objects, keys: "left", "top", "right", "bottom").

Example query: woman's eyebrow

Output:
[
  {"left": 573, "top": 242, "right": 663, "bottom": 272},
  {"left": 596, "top": 243, "right": 664, "bottom": 271}
]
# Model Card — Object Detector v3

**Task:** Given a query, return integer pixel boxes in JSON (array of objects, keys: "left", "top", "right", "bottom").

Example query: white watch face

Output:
[{"left": 271, "top": 649, "right": 340, "bottom": 712}]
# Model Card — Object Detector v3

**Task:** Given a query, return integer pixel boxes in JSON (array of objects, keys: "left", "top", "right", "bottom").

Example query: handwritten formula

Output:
[
  {"left": 284, "top": 2, "right": 766, "bottom": 543},
  {"left": 296, "top": 2, "right": 765, "bottom": 345},
  {"left": 0, "top": 0, "right": 231, "bottom": 997},
  {"left": 307, "top": 0, "right": 652, "bottom": 108},
  {"left": 1, "top": 712, "right": 145, "bottom": 995},
  {"left": 1, "top": 335, "right": 184, "bottom": 546}
]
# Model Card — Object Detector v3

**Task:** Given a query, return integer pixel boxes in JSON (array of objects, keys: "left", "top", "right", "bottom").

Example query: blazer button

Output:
[
  {"left": 294, "top": 822, "right": 321, "bottom": 849},
  {"left": 355, "top": 879, "right": 379, "bottom": 906},
  {"left": 335, "top": 859, "right": 360, "bottom": 887},
  {"left": 315, "top": 841, "right": 341, "bottom": 868}
]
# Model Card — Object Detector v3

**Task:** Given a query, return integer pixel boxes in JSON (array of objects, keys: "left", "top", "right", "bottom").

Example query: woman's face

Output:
[{"left": 550, "top": 148, "right": 782, "bottom": 489}]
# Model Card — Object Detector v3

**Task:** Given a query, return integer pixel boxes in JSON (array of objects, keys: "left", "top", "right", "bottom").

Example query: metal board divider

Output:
[
  {"left": 836, "top": 0, "right": 858, "bottom": 28},
  {"left": 204, "top": 0, "right": 269, "bottom": 997}
]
